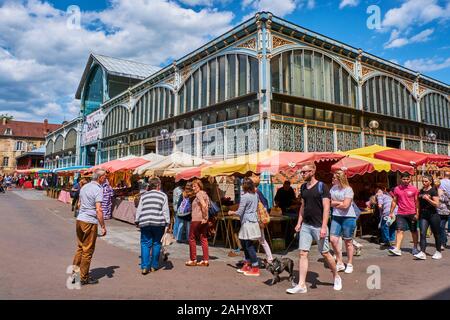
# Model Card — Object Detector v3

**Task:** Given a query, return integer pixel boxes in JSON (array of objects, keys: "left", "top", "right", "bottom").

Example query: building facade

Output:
[
  {"left": 46, "top": 12, "right": 450, "bottom": 165},
  {"left": 1, "top": 117, "right": 60, "bottom": 174}
]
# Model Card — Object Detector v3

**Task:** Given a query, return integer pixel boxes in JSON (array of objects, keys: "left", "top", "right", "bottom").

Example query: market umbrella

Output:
[
  {"left": 176, "top": 149, "right": 344, "bottom": 179},
  {"left": 53, "top": 165, "right": 91, "bottom": 174},
  {"left": 344, "top": 144, "right": 392, "bottom": 158},
  {"left": 175, "top": 163, "right": 214, "bottom": 181},
  {"left": 374, "top": 149, "right": 450, "bottom": 166},
  {"left": 331, "top": 154, "right": 414, "bottom": 178},
  {"left": 135, "top": 151, "right": 209, "bottom": 176}
]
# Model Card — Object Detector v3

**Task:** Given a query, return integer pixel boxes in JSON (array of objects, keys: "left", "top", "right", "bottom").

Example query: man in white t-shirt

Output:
[{"left": 72, "top": 169, "right": 107, "bottom": 285}]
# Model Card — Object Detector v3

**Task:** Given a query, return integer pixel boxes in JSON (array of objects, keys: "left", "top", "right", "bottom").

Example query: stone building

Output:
[{"left": 0, "top": 117, "right": 60, "bottom": 174}]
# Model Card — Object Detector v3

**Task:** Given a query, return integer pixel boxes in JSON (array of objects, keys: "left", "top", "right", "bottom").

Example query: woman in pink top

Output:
[{"left": 185, "top": 179, "right": 210, "bottom": 267}]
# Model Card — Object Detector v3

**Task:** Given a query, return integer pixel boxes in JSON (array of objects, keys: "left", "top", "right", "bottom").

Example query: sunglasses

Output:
[{"left": 300, "top": 170, "right": 313, "bottom": 174}]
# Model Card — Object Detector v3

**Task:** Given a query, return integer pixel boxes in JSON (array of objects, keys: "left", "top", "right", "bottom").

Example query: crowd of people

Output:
[
  {"left": 0, "top": 174, "right": 37, "bottom": 191},
  {"left": 69, "top": 167, "right": 450, "bottom": 294}
]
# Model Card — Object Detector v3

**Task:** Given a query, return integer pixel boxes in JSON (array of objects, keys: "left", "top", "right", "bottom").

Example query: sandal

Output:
[
  {"left": 185, "top": 260, "right": 197, "bottom": 266},
  {"left": 197, "top": 260, "right": 209, "bottom": 267}
]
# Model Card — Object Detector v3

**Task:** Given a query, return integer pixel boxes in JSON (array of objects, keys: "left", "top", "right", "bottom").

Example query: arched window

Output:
[
  {"left": 362, "top": 76, "right": 416, "bottom": 121},
  {"left": 271, "top": 49, "right": 358, "bottom": 108},
  {"left": 103, "top": 106, "right": 129, "bottom": 138},
  {"left": 132, "top": 87, "right": 174, "bottom": 129},
  {"left": 65, "top": 129, "right": 77, "bottom": 150},
  {"left": 46, "top": 140, "right": 54, "bottom": 155},
  {"left": 54, "top": 135, "right": 64, "bottom": 153},
  {"left": 82, "top": 65, "right": 104, "bottom": 115},
  {"left": 178, "top": 54, "right": 259, "bottom": 114},
  {"left": 421, "top": 93, "right": 450, "bottom": 128}
]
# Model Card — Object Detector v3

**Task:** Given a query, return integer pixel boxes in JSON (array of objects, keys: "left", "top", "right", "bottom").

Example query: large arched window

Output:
[
  {"left": 83, "top": 65, "right": 104, "bottom": 115},
  {"left": 178, "top": 54, "right": 259, "bottom": 114},
  {"left": 46, "top": 140, "right": 54, "bottom": 155},
  {"left": 54, "top": 135, "right": 64, "bottom": 153},
  {"left": 103, "top": 106, "right": 129, "bottom": 138},
  {"left": 420, "top": 93, "right": 450, "bottom": 129},
  {"left": 362, "top": 76, "right": 417, "bottom": 121},
  {"left": 271, "top": 49, "right": 358, "bottom": 108},
  {"left": 65, "top": 129, "right": 77, "bottom": 150},
  {"left": 132, "top": 87, "right": 175, "bottom": 129}
]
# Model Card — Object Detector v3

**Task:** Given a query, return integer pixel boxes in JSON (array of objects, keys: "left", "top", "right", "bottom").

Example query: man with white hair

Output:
[{"left": 72, "top": 169, "right": 107, "bottom": 285}]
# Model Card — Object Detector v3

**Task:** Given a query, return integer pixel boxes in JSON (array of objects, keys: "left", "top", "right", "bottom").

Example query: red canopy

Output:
[
  {"left": 374, "top": 149, "right": 450, "bottom": 166},
  {"left": 331, "top": 155, "right": 414, "bottom": 178},
  {"left": 88, "top": 157, "right": 150, "bottom": 173}
]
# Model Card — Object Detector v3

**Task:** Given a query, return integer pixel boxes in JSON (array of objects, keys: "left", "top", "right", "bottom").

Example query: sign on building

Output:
[{"left": 81, "top": 109, "right": 103, "bottom": 146}]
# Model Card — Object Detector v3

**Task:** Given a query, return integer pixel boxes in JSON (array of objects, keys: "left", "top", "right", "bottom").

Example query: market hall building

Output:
[{"left": 45, "top": 12, "right": 450, "bottom": 167}]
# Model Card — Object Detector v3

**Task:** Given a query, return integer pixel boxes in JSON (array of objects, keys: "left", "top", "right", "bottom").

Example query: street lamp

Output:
[{"left": 426, "top": 132, "right": 437, "bottom": 142}]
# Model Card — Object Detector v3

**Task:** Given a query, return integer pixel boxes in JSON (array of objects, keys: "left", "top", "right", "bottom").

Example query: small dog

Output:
[{"left": 262, "top": 257, "right": 295, "bottom": 285}]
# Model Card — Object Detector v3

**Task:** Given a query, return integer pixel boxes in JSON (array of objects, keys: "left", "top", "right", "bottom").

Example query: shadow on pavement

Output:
[
  {"left": 90, "top": 266, "right": 120, "bottom": 280},
  {"left": 426, "top": 286, "right": 450, "bottom": 300}
]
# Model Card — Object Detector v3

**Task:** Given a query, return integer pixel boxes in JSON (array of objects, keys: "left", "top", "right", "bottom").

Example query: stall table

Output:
[
  {"left": 58, "top": 190, "right": 72, "bottom": 204},
  {"left": 355, "top": 208, "right": 375, "bottom": 237},
  {"left": 112, "top": 197, "right": 137, "bottom": 224},
  {"left": 213, "top": 214, "right": 296, "bottom": 252}
]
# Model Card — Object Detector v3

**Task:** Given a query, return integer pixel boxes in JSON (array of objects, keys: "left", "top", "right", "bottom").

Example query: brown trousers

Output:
[{"left": 72, "top": 220, "right": 98, "bottom": 281}]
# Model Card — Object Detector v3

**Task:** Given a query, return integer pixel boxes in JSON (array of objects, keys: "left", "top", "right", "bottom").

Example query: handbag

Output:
[
  {"left": 208, "top": 200, "right": 220, "bottom": 218},
  {"left": 257, "top": 201, "right": 270, "bottom": 228},
  {"left": 177, "top": 198, "right": 192, "bottom": 217},
  {"left": 161, "top": 231, "right": 175, "bottom": 247}
]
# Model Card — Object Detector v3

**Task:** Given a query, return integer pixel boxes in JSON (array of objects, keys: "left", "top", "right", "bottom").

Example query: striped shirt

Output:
[{"left": 135, "top": 190, "right": 170, "bottom": 228}]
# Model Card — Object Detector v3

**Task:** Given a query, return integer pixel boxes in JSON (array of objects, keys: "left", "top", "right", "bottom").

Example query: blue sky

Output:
[{"left": 0, "top": 0, "right": 448, "bottom": 124}]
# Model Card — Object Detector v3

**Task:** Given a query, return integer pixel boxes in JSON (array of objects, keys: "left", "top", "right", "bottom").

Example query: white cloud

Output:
[
  {"left": 339, "top": 0, "right": 359, "bottom": 9},
  {"left": 34, "top": 102, "right": 62, "bottom": 116},
  {"left": 382, "top": 0, "right": 450, "bottom": 30},
  {"left": 0, "top": 0, "right": 235, "bottom": 123},
  {"left": 178, "top": 0, "right": 214, "bottom": 6},
  {"left": 404, "top": 57, "right": 450, "bottom": 72},
  {"left": 384, "top": 28, "right": 434, "bottom": 48},
  {"left": 241, "top": 0, "right": 297, "bottom": 17}
]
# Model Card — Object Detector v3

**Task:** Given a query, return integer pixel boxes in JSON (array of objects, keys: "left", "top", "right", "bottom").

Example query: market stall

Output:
[
  {"left": 52, "top": 166, "right": 91, "bottom": 204},
  {"left": 331, "top": 154, "right": 415, "bottom": 178},
  {"left": 175, "top": 149, "right": 345, "bottom": 251},
  {"left": 135, "top": 151, "right": 211, "bottom": 177},
  {"left": 88, "top": 153, "right": 164, "bottom": 224}
]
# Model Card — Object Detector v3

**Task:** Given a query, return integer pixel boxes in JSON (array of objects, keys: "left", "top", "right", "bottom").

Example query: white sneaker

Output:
[
  {"left": 286, "top": 285, "right": 307, "bottom": 294},
  {"left": 344, "top": 264, "right": 353, "bottom": 274},
  {"left": 412, "top": 248, "right": 420, "bottom": 256},
  {"left": 336, "top": 262, "right": 345, "bottom": 272},
  {"left": 413, "top": 251, "right": 426, "bottom": 260},
  {"left": 333, "top": 276, "right": 342, "bottom": 291},
  {"left": 388, "top": 247, "right": 402, "bottom": 256},
  {"left": 432, "top": 251, "right": 442, "bottom": 260}
]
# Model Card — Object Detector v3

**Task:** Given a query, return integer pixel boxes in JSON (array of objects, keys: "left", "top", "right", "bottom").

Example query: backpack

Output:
[
  {"left": 257, "top": 201, "right": 271, "bottom": 228},
  {"left": 300, "top": 181, "right": 325, "bottom": 199},
  {"left": 438, "top": 190, "right": 450, "bottom": 216},
  {"left": 177, "top": 197, "right": 192, "bottom": 217}
]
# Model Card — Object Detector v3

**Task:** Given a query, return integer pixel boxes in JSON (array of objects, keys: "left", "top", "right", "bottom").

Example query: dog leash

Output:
[{"left": 282, "top": 232, "right": 299, "bottom": 256}]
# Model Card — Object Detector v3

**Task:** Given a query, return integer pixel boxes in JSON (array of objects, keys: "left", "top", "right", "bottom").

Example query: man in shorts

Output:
[
  {"left": 286, "top": 163, "right": 342, "bottom": 294},
  {"left": 388, "top": 173, "right": 419, "bottom": 256}
]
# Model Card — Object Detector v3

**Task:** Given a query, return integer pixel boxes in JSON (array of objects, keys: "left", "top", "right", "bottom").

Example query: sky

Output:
[{"left": 0, "top": 0, "right": 449, "bottom": 124}]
